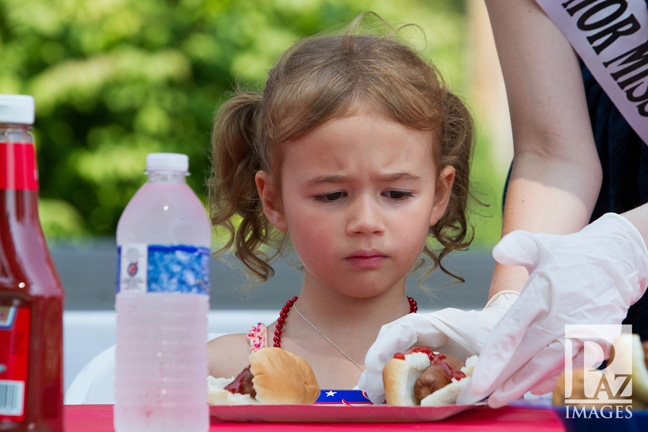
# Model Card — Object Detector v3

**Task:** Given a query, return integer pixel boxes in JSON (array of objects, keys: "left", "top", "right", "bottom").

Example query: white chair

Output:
[
  {"left": 64, "top": 345, "right": 116, "bottom": 405},
  {"left": 65, "top": 333, "right": 229, "bottom": 405},
  {"left": 64, "top": 310, "right": 278, "bottom": 404}
]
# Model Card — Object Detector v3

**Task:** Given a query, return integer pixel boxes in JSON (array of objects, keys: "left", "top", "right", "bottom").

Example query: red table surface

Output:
[{"left": 64, "top": 404, "right": 565, "bottom": 431}]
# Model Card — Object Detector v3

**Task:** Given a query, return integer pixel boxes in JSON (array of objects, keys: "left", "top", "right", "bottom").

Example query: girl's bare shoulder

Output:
[{"left": 207, "top": 333, "right": 251, "bottom": 379}]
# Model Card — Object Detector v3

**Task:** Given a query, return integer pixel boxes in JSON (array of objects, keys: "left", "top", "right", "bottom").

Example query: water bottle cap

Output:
[
  {"left": 0, "top": 95, "right": 35, "bottom": 124},
  {"left": 146, "top": 153, "right": 189, "bottom": 173}
]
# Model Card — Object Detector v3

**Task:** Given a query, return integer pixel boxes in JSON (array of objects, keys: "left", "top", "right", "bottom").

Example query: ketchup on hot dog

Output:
[{"left": 393, "top": 348, "right": 466, "bottom": 381}]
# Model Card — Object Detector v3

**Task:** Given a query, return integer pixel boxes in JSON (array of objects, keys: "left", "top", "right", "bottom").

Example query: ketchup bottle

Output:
[{"left": 0, "top": 95, "right": 64, "bottom": 431}]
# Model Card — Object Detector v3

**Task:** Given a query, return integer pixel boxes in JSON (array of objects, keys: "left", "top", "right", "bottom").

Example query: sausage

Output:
[
  {"left": 224, "top": 366, "right": 257, "bottom": 398},
  {"left": 413, "top": 354, "right": 465, "bottom": 402},
  {"left": 414, "top": 364, "right": 451, "bottom": 401}
]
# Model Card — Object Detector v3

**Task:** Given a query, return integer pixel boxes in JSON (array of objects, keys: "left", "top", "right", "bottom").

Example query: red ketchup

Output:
[
  {"left": 393, "top": 347, "right": 466, "bottom": 381},
  {"left": 0, "top": 95, "right": 64, "bottom": 431},
  {"left": 224, "top": 366, "right": 256, "bottom": 398}
]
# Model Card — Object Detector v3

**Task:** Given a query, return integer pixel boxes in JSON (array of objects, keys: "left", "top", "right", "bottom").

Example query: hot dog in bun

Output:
[
  {"left": 383, "top": 347, "right": 477, "bottom": 406},
  {"left": 208, "top": 347, "right": 320, "bottom": 405}
]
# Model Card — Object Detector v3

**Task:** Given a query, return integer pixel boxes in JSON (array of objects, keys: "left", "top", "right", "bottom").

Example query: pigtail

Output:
[
  {"left": 423, "top": 91, "right": 478, "bottom": 283},
  {"left": 209, "top": 92, "right": 277, "bottom": 281},
  {"left": 208, "top": 14, "right": 484, "bottom": 287}
]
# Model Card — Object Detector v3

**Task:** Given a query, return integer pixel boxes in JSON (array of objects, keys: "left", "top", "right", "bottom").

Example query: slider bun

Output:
[
  {"left": 611, "top": 333, "right": 648, "bottom": 408},
  {"left": 249, "top": 347, "right": 320, "bottom": 404},
  {"left": 552, "top": 333, "right": 648, "bottom": 409},
  {"left": 207, "top": 347, "right": 320, "bottom": 405}
]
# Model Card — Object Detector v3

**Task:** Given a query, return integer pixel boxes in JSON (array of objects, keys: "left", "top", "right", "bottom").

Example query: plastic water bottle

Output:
[{"left": 114, "top": 153, "right": 211, "bottom": 432}]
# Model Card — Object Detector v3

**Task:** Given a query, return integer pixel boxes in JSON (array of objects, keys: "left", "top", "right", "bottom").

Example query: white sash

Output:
[{"left": 535, "top": 0, "right": 648, "bottom": 144}]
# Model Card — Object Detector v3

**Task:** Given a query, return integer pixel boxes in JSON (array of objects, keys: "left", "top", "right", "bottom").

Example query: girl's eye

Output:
[
  {"left": 383, "top": 190, "right": 414, "bottom": 201},
  {"left": 314, "top": 191, "right": 346, "bottom": 202}
]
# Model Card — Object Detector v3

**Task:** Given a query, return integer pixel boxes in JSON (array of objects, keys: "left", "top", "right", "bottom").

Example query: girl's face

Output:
[{"left": 256, "top": 108, "right": 454, "bottom": 300}]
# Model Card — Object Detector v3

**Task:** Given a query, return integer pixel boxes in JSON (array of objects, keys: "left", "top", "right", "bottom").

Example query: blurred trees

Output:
[{"left": 0, "top": 0, "right": 503, "bottom": 245}]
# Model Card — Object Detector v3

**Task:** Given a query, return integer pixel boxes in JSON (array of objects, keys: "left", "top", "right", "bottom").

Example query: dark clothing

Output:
[
  {"left": 581, "top": 64, "right": 648, "bottom": 221},
  {"left": 580, "top": 60, "right": 648, "bottom": 340}
]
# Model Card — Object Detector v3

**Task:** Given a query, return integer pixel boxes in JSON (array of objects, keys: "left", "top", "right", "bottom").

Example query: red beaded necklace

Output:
[{"left": 273, "top": 296, "right": 418, "bottom": 348}]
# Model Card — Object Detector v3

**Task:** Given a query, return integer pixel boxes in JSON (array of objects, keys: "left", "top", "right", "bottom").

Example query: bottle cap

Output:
[
  {"left": 146, "top": 153, "right": 189, "bottom": 173},
  {"left": 0, "top": 95, "right": 35, "bottom": 124}
]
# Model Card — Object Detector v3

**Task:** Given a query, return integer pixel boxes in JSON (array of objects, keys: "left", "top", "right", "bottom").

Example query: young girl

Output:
[{"left": 207, "top": 14, "right": 476, "bottom": 393}]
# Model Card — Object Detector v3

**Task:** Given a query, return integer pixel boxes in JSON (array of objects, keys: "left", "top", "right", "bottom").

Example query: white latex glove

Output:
[
  {"left": 457, "top": 213, "right": 648, "bottom": 408},
  {"left": 358, "top": 290, "right": 519, "bottom": 404}
]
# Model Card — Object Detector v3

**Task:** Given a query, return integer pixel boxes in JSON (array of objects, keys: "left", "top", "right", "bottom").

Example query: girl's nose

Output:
[{"left": 346, "top": 195, "right": 385, "bottom": 236}]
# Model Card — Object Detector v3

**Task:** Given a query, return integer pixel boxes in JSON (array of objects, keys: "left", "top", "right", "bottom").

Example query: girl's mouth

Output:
[{"left": 345, "top": 250, "right": 388, "bottom": 268}]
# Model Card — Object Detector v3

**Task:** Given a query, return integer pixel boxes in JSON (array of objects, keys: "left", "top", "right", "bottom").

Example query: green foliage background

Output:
[{"left": 0, "top": 0, "right": 504, "bottom": 248}]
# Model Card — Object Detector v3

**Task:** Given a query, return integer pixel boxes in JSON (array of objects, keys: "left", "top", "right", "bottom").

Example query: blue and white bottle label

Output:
[{"left": 117, "top": 244, "right": 210, "bottom": 295}]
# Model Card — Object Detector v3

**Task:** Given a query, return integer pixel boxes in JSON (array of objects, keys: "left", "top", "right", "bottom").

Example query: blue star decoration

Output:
[{"left": 315, "top": 390, "right": 372, "bottom": 404}]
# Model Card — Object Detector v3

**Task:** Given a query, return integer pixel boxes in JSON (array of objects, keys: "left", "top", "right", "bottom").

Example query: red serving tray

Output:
[{"left": 210, "top": 403, "right": 476, "bottom": 423}]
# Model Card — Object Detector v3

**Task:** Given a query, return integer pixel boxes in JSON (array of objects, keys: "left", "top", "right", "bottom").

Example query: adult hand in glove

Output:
[
  {"left": 457, "top": 213, "right": 648, "bottom": 408},
  {"left": 358, "top": 290, "right": 520, "bottom": 404}
]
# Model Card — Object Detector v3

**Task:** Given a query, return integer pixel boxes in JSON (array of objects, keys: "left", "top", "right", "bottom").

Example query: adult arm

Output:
[
  {"left": 623, "top": 204, "right": 648, "bottom": 243},
  {"left": 485, "top": 0, "right": 603, "bottom": 297},
  {"left": 461, "top": 0, "right": 648, "bottom": 407}
]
